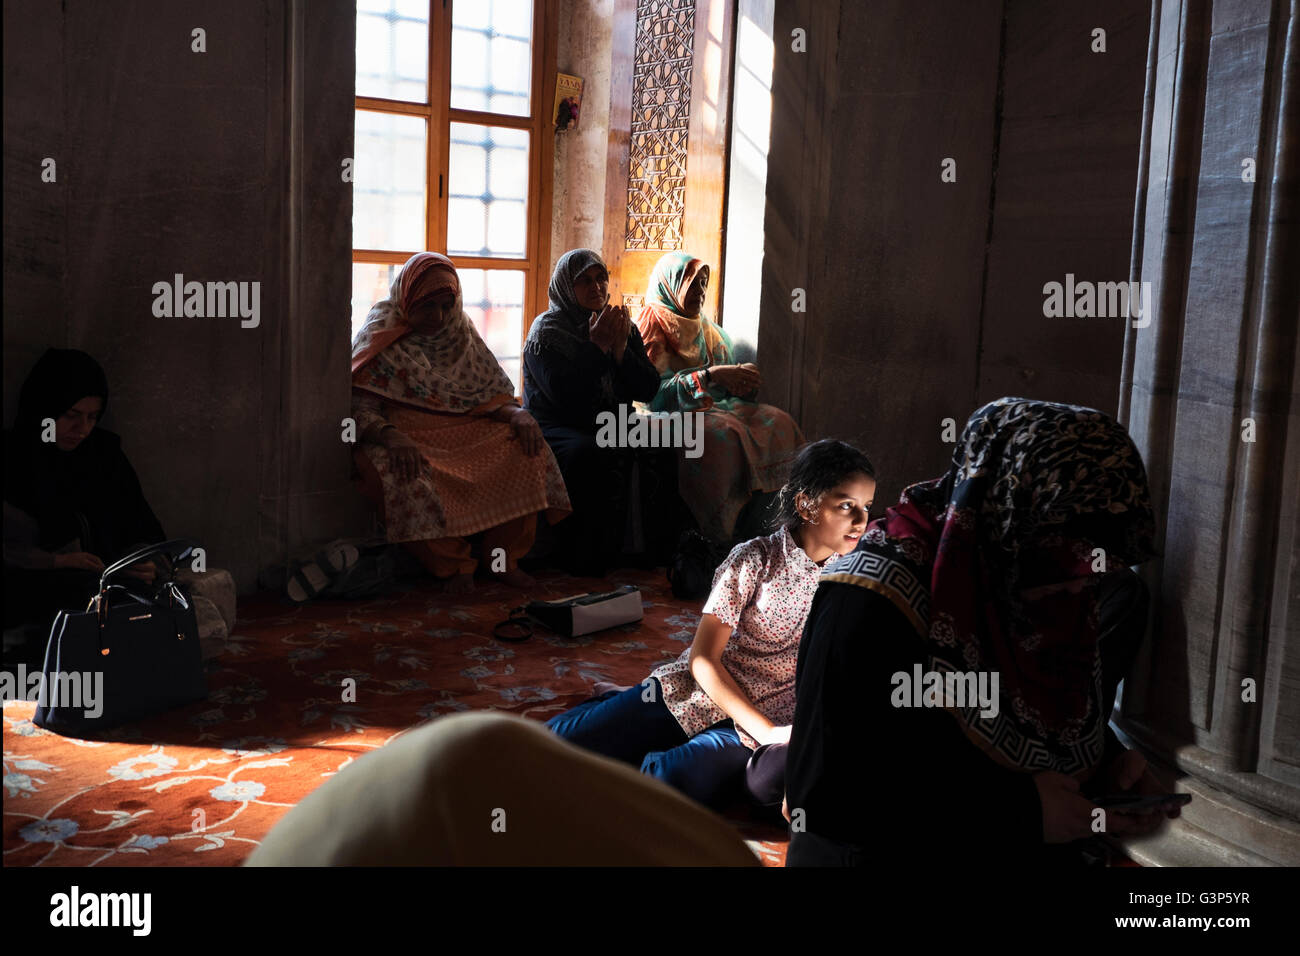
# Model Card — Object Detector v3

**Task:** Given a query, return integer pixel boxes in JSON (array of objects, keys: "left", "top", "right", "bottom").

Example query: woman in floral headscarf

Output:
[
  {"left": 785, "top": 398, "right": 1178, "bottom": 866},
  {"left": 351, "top": 253, "right": 570, "bottom": 594},
  {"left": 635, "top": 252, "right": 803, "bottom": 544}
]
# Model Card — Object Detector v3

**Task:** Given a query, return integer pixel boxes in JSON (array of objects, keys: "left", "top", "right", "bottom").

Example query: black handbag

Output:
[
  {"left": 667, "top": 530, "right": 727, "bottom": 601},
  {"left": 32, "top": 538, "right": 208, "bottom": 737}
]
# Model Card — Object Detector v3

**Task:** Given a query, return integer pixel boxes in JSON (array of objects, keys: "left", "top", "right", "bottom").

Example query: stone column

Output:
[{"left": 1117, "top": 0, "right": 1299, "bottom": 865}]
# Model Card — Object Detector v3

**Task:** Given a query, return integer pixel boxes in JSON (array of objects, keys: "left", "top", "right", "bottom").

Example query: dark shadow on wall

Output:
[{"left": 2, "top": 0, "right": 368, "bottom": 593}]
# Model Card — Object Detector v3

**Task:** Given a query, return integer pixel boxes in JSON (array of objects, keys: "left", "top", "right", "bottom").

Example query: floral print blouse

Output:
[{"left": 649, "top": 525, "right": 835, "bottom": 750}]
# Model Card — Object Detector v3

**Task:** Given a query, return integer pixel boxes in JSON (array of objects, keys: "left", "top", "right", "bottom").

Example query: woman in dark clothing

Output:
[
  {"left": 523, "top": 249, "right": 690, "bottom": 574},
  {"left": 785, "top": 397, "right": 1179, "bottom": 866},
  {"left": 3, "top": 349, "right": 164, "bottom": 660}
]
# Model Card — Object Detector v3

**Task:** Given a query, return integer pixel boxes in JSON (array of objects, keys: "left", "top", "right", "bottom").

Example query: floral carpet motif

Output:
[{"left": 3, "top": 568, "right": 787, "bottom": 867}]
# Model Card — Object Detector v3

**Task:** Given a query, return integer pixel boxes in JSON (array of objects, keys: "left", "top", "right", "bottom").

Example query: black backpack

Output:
[{"left": 667, "top": 530, "right": 727, "bottom": 601}]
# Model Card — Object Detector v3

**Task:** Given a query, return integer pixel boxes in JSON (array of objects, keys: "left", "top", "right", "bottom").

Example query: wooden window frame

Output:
[{"left": 353, "top": 0, "right": 558, "bottom": 355}]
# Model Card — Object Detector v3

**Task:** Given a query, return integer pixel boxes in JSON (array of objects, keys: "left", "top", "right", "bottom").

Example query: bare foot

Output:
[
  {"left": 443, "top": 572, "right": 475, "bottom": 596},
  {"left": 499, "top": 568, "right": 535, "bottom": 588}
]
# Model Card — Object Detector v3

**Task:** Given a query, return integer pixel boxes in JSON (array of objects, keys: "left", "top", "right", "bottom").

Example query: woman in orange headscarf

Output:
[{"left": 351, "top": 253, "right": 570, "bottom": 593}]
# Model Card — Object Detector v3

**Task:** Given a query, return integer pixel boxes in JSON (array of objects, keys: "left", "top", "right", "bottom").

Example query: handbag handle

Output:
[
  {"left": 90, "top": 539, "right": 200, "bottom": 629},
  {"left": 98, "top": 538, "right": 200, "bottom": 589}
]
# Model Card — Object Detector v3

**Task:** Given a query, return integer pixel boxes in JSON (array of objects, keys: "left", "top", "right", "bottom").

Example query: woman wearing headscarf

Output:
[
  {"left": 635, "top": 252, "right": 803, "bottom": 544},
  {"left": 4, "top": 349, "right": 165, "bottom": 659},
  {"left": 522, "top": 249, "right": 687, "bottom": 575},
  {"left": 351, "top": 252, "right": 570, "bottom": 594},
  {"left": 785, "top": 398, "right": 1177, "bottom": 866}
]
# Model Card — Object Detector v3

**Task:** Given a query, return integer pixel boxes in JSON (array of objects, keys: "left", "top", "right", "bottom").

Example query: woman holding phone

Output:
[
  {"left": 523, "top": 249, "right": 690, "bottom": 575},
  {"left": 786, "top": 398, "right": 1179, "bottom": 866}
]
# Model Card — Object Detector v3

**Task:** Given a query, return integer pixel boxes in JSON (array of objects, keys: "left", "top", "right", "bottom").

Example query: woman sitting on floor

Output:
[
  {"left": 351, "top": 252, "right": 571, "bottom": 595},
  {"left": 3, "top": 349, "right": 165, "bottom": 663},
  {"left": 523, "top": 248, "right": 691, "bottom": 576},
  {"left": 785, "top": 397, "right": 1178, "bottom": 867},
  {"left": 635, "top": 252, "right": 804, "bottom": 545},
  {"left": 546, "top": 439, "right": 875, "bottom": 813}
]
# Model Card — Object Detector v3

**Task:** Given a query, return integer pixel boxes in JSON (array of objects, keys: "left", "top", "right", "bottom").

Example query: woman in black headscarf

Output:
[
  {"left": 3, "top": 349, "right": 164, "bottom": 657},
  {"left": 784, "top": 397, "right": 1178, "bottom": 866},
  {"left": 523, "top": 249, "right": 690, "bottom": 575}
]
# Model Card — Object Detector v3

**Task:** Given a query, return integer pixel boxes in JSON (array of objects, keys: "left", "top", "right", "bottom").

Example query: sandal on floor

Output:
[{"left": 286, "top": 543, "right": 361, "bottom": 604}]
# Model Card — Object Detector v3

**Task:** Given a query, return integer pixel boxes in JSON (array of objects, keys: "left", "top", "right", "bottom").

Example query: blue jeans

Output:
[{"left": 546, "top": 679, "right": 753, "bottom": 810}]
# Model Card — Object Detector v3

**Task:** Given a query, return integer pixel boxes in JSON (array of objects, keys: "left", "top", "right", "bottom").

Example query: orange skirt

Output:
[{"left": 355, "top": 405, "right": 570, "bottom": 544}]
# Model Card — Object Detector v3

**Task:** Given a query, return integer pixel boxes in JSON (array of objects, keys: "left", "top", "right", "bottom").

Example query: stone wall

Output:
[
  {"left": 3, "top": 0, "right": 361, "bottom": 592},
  {"left": 756, "top": 0, "right": 1149, "bottom": 504},
  {"left": 551, "top": 0, "right": 616, "bottom": 259},
  {"left": 1116, "top": 0, "right": 1299, "bottom": 866}
]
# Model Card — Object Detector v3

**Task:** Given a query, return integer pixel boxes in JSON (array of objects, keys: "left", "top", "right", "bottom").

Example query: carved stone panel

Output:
[{"left": 625, "top": 0, "right": 695, "bottom": 251}]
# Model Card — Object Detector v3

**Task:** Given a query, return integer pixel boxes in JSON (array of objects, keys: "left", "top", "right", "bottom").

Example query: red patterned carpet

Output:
[{"left": 3, "top": 568, "right": 788, "bottom": 867}]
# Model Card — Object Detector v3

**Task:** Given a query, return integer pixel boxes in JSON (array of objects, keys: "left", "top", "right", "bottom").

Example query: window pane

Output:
[
  {"left": 447, "top": 123, "right": 529, "bottom": 258},
  {"left": 351, "top": 262, "right": 401, "bottom": 343},
  {"left": 354, "top": 111, "right": 427, "bottom": 251},
  {"left": 450, "top": 0, "right": 533, "bottom": 116},
  {"left": 459, "top": 269, "right": 525, "bottom": 392},
  {"left": 356, "top": 0, "right": 429, "bottom": 102}
]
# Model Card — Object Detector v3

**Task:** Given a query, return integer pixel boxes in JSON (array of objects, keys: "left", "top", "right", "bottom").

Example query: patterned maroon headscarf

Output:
[{"left": 821, "top": 397, "right": 1157, "bottom": 774}]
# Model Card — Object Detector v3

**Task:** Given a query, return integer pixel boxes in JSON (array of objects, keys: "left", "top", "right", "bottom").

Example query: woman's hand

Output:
[
  {"left": 589, "top": 303, "right": 631, "bottom": 356},
  {"left": 54, "top": 551, "right": 104, "bottom": 573},
  {"left": 1090, "top": 748, "right": 1177, "bottom": 838},
  {"left": 1034, "top": 770, "right": 1099, "bottom": 843},
  {"left": 122, "top": 561, "right": 157, "bottom": 583},
  {"left": 1095, "top": 748, "right": 1152, "bottom": 795},
  {"left": 708, "top": 364, "right": 762, "bottom": 395},
  {"left": 739, "top": 720, "right": 789, "bottom": 748},
  {"left": 506, "top": 407, "right": 544, "bottom": 457},
  {"left": 610, "top": 306, "right": 632, "bottom": 362},
  {"left": 382, "top": 428, "right": 423, "bottom": 483},
  {"left": 756, "top": 724, "right": 792, "bottom": 747}
]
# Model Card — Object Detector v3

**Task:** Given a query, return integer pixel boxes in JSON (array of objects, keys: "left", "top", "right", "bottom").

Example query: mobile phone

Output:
[{"left": 1093, "top": 792, "right": 1191, "bottom": 813}]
